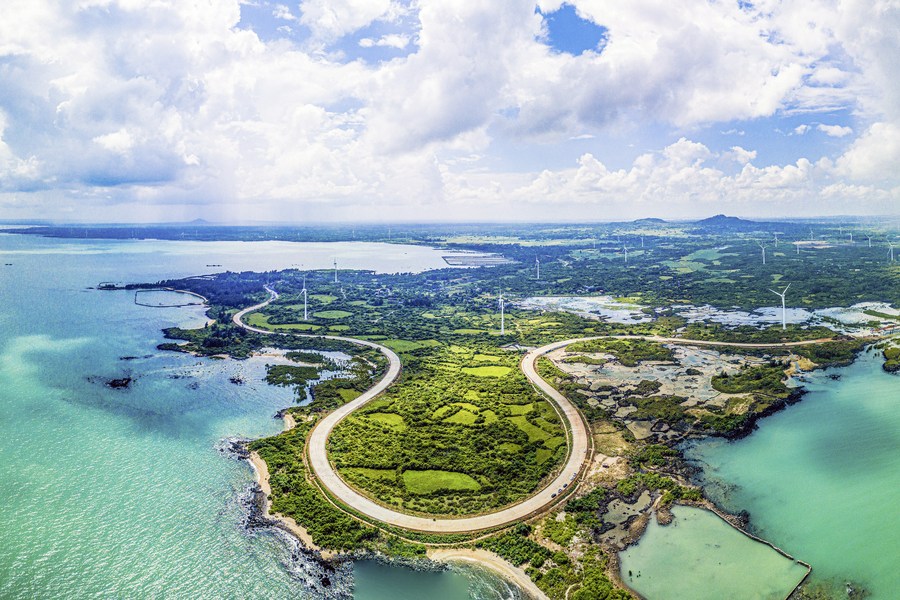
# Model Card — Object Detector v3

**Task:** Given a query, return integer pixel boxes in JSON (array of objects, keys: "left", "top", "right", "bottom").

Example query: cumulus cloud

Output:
[
  {"left": 817, "top": 124, "right": 853, "bottom": 137},
  {"left": 724, "top": 146, "right": 757, "bottom": 165},
  {"left": 299, "top": 0, "right": 396, "bottom": 45},
  {"left": 358, "top": 34, "right": 410, "bottom": 49},
  {"left": 0, "top": 0, "right": 897, "bottom": 221},
  {"left": 835, "top": 122, "right": 900, "bottom": 183},
  {"left": 458, "top": 139, "right": 896, "bottom": 218}
]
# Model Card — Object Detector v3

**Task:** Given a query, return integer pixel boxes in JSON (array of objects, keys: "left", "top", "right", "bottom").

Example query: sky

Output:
[{"left": 0, "top": 0, "right": 898, "bottom": 223}]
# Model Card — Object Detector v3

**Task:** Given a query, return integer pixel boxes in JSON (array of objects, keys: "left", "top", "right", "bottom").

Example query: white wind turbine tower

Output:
[
  {"left": 867, "top": 235, "right": 873, "bottom": 248},
  {"left": 890, "top": 242, "right": 896, "bottom": 262},
  {"left": 622, "top": 246, "right": 630, "bottom": 264},
  {"left": 769, "top": 283, "right": 791, "bottom": 331},
  {"left": 849, "top": 232, "right": 854, "bottom": 243},
  {"left": 333, "top": 259, "right": 338, "bottom": 283},
  {"left": 498, "top": 292, "right": 506, "bottom": 335},
  {"left": 301, "top": 275, "right": 308, "bottom": 320},
  {"left": 773, "top": 233, "right": 779, "bottom": 247},
  {"left": 535, "top": 256, "right": 541, "bottom": 280},
  {"left": 757, "top": 242, "right": 767, "bottom": 265},
  {"left": 795, "top": 241, "right": 800, "bottom": 255},
  {"left": 641, "top": 236, "right": 644, "bottom": 248}
]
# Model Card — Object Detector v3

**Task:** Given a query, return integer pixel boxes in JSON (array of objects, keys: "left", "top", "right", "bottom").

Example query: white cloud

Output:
[
  {"left": 358, "top": 34, "right": 410, "bottom": 49},
  {"left": 299, "top": 0, "right": 395, "bottom": 45},
  {"left": 92, "top": 129, "right": 135, "bottom": 154},
  {"left": 835, "top": 122, "right": 900, "bottom": 183},
  {"left": 793, "top": 125, "right": 810, "bottom": 135},
  {"left": 817, "top": 124, "right": 853, "bottom": 137},
  {"left": 725, "top": 146, "right": 757, "bottom": 165},
  {"left": 0, "top": 0, "right": 897, "bottom": 221}
]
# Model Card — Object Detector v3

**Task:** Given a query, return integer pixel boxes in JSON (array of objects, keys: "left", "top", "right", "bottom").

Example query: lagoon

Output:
[
  {"left": 685, "top": 352, "right": 900, "bottom": 597},
  {"left": 619, "top": 505, "right": 808, "bottom": 599}
]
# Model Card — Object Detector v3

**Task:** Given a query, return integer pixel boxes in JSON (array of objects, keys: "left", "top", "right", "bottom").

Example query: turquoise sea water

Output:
[
  {"left": 0, "top": 234, "right": 519, "bottom": 599},
  {"left": 685, "top": 353, "right": 900, "bottom": 597},
  {"left": 619, "top": 506, "right": 808, "bottom": 600}
]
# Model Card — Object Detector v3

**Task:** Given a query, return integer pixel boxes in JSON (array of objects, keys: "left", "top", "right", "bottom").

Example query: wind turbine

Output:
[
  {"left": 769, "top": 283, "right": 791, "bottom": 331},
  {"left": 795, "top": 241, "right": 800, "bottom": 255},
  {"left": 809, "top": 228, "right": 815, "bottom": 241},
  {"left": 498, "top": 292, "right": 506, "bottom": 335},
  {"left": 301, "top": 275, "right": 308, "bottom": 320},
  {"left": 622, "top": 246, "right": 630, "bottom": 264},
  {"left": 757, "top": 242, "right": 767, "bottom": 265},
  {"left": 640, "top": 236, "right": 645, "bottom": 248},
  {"left": 890, "top": 242, "right": 896, "bottom": 262},
  {"left": 333, "top": 259, "right": 338, "bottom": 283},
  {"left": 535, "top": 256, "right": 541, "bottom": 280},
  {"left": 773, "top": 233, "right": 779, "bottom": 247},
  {"left": 867, "top": 235, "right": 873, "bottom": 248},
  {"left": 849, "top": 232, "right": 854, "bottom": 243}
]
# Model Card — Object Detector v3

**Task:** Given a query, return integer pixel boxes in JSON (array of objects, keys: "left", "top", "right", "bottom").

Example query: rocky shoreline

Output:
[{"left": 218, "top": 437, "right": 490, "bottom": 599}]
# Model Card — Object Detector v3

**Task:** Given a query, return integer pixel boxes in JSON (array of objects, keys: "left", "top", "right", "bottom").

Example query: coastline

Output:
[
  {"left": 251, "top": 410, "right": 545, "bottom": 596},
  {"left": 426, "top": 548, "right": 549, "bottom": 600},
  {"left": 247, "top": 449, "right": 334, "bottom": 559}
]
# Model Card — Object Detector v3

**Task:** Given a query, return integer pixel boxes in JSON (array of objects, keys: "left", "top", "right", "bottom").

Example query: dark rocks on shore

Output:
[
  {"left": 236, "top": 482, "right": 353, "bottom": 598},
  {"left": 217, "top": 437, "right": 251, "bottom": 460},
  {"left": 229, "top": 376, "right": 245, "bottom": 385}
]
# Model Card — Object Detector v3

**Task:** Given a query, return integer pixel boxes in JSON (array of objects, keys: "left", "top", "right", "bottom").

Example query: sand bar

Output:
[{"left": 427, "top": 548, "right": 548, "bottom": 600}]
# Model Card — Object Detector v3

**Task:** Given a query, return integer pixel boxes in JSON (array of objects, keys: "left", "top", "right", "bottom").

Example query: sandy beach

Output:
[
  {"left": 282, "top": 411, "right": 296, "bottom": 430},
  {"left": 427, "top": 548, "right": 548, "bottom": 600},
  {"left": 248, "top": 450, "right": 334, "bottom": 559}
]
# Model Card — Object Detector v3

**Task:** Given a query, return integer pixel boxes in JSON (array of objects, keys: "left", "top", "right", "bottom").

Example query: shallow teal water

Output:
[
  {"left": 619, "top": 505, "right": 808, "bottom": 599},
  {"left": 685, "top": 353, "right": 900, "bottom": 597},
  {"left": 0, "top": 234, "right": 518, "bottom": 599}
]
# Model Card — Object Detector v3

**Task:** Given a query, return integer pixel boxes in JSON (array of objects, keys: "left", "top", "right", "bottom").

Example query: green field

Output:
[
  {"left": 445, "top": 409, "right": 479, "bottom": 425},
  {"left": 313, "top": 310, "right": 353, "bottom": 319},
  {"left": 402, "top": 470, "right": 482, "bottom": 494},
  {"left": 344, "top": 467, "right": 396, "bottom": 482},
  {"left": 509, "top": 415, "right": 551, "bottom": 443},
  {"left": 382, "top": 339, "right": 443, "bottom": 352},
  {"left": 246, "top": 313, "right": 321, "bottom": 331},
  {"left": 461, "top": 365, "right": 512, "bottom": 377},
  {"left": 365, "top": 412, "right": 407, "bottom": 431}
]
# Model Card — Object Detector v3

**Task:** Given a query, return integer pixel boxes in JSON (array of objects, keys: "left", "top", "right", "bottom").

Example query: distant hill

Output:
[
  {"left": 693, "top": 214, "right": 766, "bottom": 231},
  {"left": 632, "top": 217, "right": 667, "bottom": 224}
]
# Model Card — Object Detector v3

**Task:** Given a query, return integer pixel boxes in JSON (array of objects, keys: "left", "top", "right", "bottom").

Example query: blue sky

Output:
[{"left": 0, "top": 1, "right": 897, "bottom": 222}]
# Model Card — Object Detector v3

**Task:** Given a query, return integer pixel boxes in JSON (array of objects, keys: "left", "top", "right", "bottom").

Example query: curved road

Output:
[{"left": 234, "top": 288, "right": 835, "bottom": 533}]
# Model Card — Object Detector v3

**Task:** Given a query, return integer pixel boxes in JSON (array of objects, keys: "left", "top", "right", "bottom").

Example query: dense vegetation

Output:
[
  {"left": 330, "top": 343, "right": 567, "bottom": 515},
  {"left": 96, "top": 218, "right": 900, "bottom": 599},
  {"left": 249, "top": 419, "right": 422, "bottom": 556},
  {"left": 883, "top": 346, "right": 900, "bottom": 373},
  {"left": 566, "top": 338, "right": 674, "bottom": 366}
]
